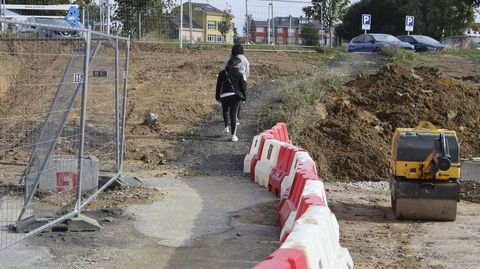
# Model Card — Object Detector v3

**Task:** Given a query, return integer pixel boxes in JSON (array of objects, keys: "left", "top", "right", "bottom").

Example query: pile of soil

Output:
[
  {"left": 461, "top": 181, "right": 480, "bottom": 203},
  {"left": 301, "top": 64, "right": 480, "bottom": 181}
]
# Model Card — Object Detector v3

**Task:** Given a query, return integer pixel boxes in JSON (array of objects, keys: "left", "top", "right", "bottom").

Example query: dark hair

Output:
[
  {"left": 227, "top": 57, "right": 241, "bottom": 69},
  {"left": 231, "top": 44, "right": 244, "bottom": 57}
]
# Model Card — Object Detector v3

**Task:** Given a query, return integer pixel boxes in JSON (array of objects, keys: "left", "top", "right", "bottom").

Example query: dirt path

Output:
[{"left": 2, "top": 51, "right": 480, "bottom": 269}]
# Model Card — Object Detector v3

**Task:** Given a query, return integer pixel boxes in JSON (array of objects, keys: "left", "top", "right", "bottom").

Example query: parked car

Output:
[
  {"left": 347, "top": 34, "right": 414, "bottom": 52},
  {"left": 441, "top": 36, "right": 480, "bottom": 50},
  {"left": 17, "top": 17, "right": 82, "bottom": 39},
  {"left": 397, "top": 35, "right": 445, "bottom": 52}
]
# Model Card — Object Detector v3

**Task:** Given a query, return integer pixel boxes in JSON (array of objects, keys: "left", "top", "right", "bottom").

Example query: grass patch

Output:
[
  {"left": 379, "top": 47, "right": 417, "bottom": 63},
  {"left": 258, "top": 73, "right": 342, "bottom": 142}
]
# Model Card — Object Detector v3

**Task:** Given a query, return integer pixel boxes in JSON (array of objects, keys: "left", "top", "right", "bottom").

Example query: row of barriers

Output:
[{"left": 244, "top": 123, "right": 354, "bottom": 269}]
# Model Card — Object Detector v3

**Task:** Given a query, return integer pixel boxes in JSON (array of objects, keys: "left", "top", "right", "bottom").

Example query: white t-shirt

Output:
[{"left": 224, "top": 55, "right": 250, "bottom": 82}]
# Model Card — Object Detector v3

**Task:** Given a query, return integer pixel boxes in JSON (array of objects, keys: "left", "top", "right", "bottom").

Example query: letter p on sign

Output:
[
  {"left": 362, "top": 14, "right": 371, "bottom": 31},
  {"left": 405, "top": 16, "right": 414, "bottom": 32}
]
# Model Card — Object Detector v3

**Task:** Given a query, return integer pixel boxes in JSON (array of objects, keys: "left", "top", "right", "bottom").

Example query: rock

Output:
[
  {"left": 374, "top": 125, "right": 384, "bottom": 133},
  {"left": 146, "top": 112, "right": 158, "bottom": 126}
]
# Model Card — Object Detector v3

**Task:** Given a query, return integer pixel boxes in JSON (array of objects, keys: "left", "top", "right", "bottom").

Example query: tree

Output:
[
  {"left": 114, "top": 0, "right": 175, "bottom": 38},
  {"left": 303, "top": 0, "right": 350, "bottom": 45},
  {"left": 218, "top": 10, "right": 234, "bottom": 44},
  {"left": 336, "top": 0, "right": 475, "bottom": 40},
  {"left": 300, "top": 23, "right": 320, "bottom": 46},
  {"left": 243, "top": 14, "right": 253, "bottom": 40}
]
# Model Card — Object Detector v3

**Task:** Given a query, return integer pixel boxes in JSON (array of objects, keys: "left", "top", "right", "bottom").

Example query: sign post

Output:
[
  {"left": 361, "top": 14, "right": 371, "bottom": 34},
  {"left": 405, "top": 16, "right": 414, "bottom": 35}
]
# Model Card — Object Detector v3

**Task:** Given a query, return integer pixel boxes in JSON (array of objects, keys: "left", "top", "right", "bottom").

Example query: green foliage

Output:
[
  {"left": 114, "top": 0, "right": 175, "bottom": 38},
  {"left": 337, "top": 0, "right": 475, "bottom": 40},
  {"left": 300, "top": 23, "right": 321, "bottom": 46},
  {"left": 218, "top": 10, "right": 234, "bottom": 43},
  {"left": 379, "top": 47, "right": 417, "bottom": 63},
  {"left": 243, "top": 14, "right": 253, "bottom": 38},
  {"left": 259, "top": 74, "right": 342, "bottom": 141},
  {"left": 303, "top": 0, "right": 351, "bottom": 36}
]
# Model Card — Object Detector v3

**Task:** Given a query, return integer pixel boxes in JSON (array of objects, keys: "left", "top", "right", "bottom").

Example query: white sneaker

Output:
[
  {"left": 223, "top": 127, "right": 230, "bottom": 135},
  {"left": 232, "top": 135, "right": 239, "bottom": 142}
]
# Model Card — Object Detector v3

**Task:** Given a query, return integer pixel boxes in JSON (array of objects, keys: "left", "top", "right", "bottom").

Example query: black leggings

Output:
[{"left": 221, "top": 97, "right": 240, "bottom": 135}]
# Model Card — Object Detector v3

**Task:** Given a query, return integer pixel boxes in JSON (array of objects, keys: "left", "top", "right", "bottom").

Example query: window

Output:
[
  {"left": 256, "top": 37, "right": 265, "bottom": 44},
  {"left": 277, "top": 37, "right": 283, "bottom": 44},
  {"left": 217, "top": 35, "right": 225, "bottom": 43},
  {"left": 288, "top": 38, "right": 295, "bottom": 45},
  {"left": 256, "top": 27, "right": 265, "bottom": 33},
  {"left": 364, "top": 35, "right": 374, "bottom": 43},
  {"left": 276, "top": 27, "right": 284, "bottom": 33},
  {"left": 208, "top": 35, "right": 216, "bottom": 43},
  {"left": 208, "top": 21, "right": 217, "bottom": 30},
  {"left": 352, "top": 35, "right": 365, "bottom": 43}
]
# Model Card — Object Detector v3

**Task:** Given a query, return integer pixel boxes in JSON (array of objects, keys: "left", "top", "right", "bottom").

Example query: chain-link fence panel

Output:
[{"left": 0, "top": 18, "right": 129, "bottom": 252}]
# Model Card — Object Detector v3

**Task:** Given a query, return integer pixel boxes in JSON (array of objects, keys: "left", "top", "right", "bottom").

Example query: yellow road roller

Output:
[{"left": 389, "top": 121, "right": 460, "bottom": 221}]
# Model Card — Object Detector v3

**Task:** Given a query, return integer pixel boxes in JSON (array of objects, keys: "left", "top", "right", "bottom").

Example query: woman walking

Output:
[{"left": 216, "top": 57, "right": 246, "bottom": 142}]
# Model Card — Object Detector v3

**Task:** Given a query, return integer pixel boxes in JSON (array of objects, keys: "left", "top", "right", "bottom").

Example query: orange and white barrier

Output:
[
  {"left": 255, "top": 139, "right": 287, "bottom": 187},
  {"left": 244, "top": 134, "right": 263, "bottom": 173},
  {"left": 280, "top": 152, "right": 316, "bottom": 198},
  {"left": 247, "top": 123, "right": 354, "bottom": 269}
]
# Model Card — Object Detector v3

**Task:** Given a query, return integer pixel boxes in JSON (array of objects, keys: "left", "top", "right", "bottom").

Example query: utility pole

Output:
[
  {"left": 245, "top": 0, "right": 249, "bottom": 44},
  {"left": 271, "top": 0, "right": 275, "bottom": 48},
  {"left": 267, "top": 2, "right": 271, "bottom": 45},
  {"left": 180, "top": 0, "right": 183, "bottom": 48},
  {"left": 320, "top": 4, "right": 324, "bottom": 46},
  {"left": 188, "top": 0, "right": 193, "bottom": 47},
  {"left": 1, "top": 0, "right": 5, "bottom": 33},
  {"left": 106, "top": 0, "right": 111, "bottom": 35}
]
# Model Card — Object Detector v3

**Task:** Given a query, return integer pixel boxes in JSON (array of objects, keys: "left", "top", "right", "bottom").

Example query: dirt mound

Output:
[{"left": 301, "top": 64, "right": 480, "bottom": 181}]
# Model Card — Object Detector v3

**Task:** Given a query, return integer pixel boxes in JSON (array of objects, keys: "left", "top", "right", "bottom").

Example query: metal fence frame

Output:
[{"left": 0, "top": 18, "right": 130, "bottom": 251}]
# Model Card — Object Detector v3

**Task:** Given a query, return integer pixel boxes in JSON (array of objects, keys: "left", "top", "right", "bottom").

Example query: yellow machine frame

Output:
[{"left": 390, "top": 121, "right": 461, "bottom": 180}]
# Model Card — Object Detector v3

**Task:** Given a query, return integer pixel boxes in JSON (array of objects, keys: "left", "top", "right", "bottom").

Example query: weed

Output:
[
  {"left": 379, "top": 47, "right": 417, "bottom": 63},
  {"left": 258, "top": 73, "right": 342, "bottom": 142}
]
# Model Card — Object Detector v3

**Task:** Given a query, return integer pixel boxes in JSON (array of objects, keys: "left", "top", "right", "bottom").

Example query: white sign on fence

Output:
[
  {"left": 362, "top": 14, "right": 371, "bottom": 31},
  {"left": 73, "top": 73, "right": 84, "bottom": 84},
  {"left": 405, "top": 16, "right": 415, "bottom": 32}
]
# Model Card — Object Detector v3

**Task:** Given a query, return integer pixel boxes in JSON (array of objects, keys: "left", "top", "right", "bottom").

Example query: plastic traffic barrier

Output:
[
  {"left": 282, "top": 207, "right": 354, "bottom": 269},
  {"left": 278, "top": 165, "right": 319, "bottom": 227},
  {"left": 269, "top": 145, "right": 305, "bottom": 196},
  {"left": 255, "top": 139, "right": 287, "bottom": 187},
  {"left": 250, "top": 132, "right": 274, "bottom": 180},
  {"left": 252, "top": 248, "right": 308, "bottom": 269},
  {"left": 244, "top": 134, "right": 263, "bottom": 173},
  {"left": 275, "top": 122, "right": 291, "bottom": 143},
  {"left": 281, "top": 152, "right": 316, "bottom": 199},
  {"left": 280, "top": 195, "right": 326, "bottom": 244}
]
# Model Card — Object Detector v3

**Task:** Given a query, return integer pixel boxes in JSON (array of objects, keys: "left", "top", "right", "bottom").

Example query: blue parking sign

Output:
[
  {"left": 405, "top": 16, "right": 414, "bottom": 32},
  {"left": 362, "top": 14, "right": 371, "bottom": 31}
]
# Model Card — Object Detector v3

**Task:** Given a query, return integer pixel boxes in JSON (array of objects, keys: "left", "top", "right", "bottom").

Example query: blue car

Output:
[{"left": 347, "top": 33, "right": 415, "bottom": 52}]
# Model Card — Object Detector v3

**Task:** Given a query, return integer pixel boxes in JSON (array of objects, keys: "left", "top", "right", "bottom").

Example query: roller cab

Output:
[{"left": 389, "top": 122, "right": 460, "bottom": 221}]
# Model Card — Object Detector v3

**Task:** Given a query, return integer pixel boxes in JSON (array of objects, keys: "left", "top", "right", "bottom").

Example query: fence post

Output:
[
  {"left": 180, "top": 0, "right": 183, "bottom": 48},
  {"left": 75, "top": 28, "right": 92, "bottom": 215},
  {"left": 119, "top": 39, "right": 130, "bottom": 173},
  {"left": 114, "top": 37, "right": 120, "bottom": 172}
]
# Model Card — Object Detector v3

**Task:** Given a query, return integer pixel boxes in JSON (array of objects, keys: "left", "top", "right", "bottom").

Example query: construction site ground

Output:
[{"left": 1, "top": 46, "right": 480, "bottom": 269}]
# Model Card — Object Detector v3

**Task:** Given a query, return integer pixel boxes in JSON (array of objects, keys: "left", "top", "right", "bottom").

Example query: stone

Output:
[{"left": 68, "top": 214, "right": 101, "bottom": 232}]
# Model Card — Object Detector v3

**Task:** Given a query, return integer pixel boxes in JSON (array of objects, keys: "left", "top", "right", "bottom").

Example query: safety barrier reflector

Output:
[
  {"left": 281, "top": 152, "right": 316, "bottom": 199},
  {"left": 282, "top": 206, "right": 354, "bottom": 269},
  {"left": 250, "top": 132, "right": 274, "bottom": 180},
  {"left": 255, "top": 139, "right": 287, "bottom": 187},
  {"left": 244, "top": 134, "right": 262, "bottom": 173},
  {"left": 252, "top": 248, "right": 308, "bottom": 269},
  {"left": 269, "top": 145, "right": 305, "bottom": 196},
  {"left": 278, "top": 165, "right": 318, "bottom": 227}
]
